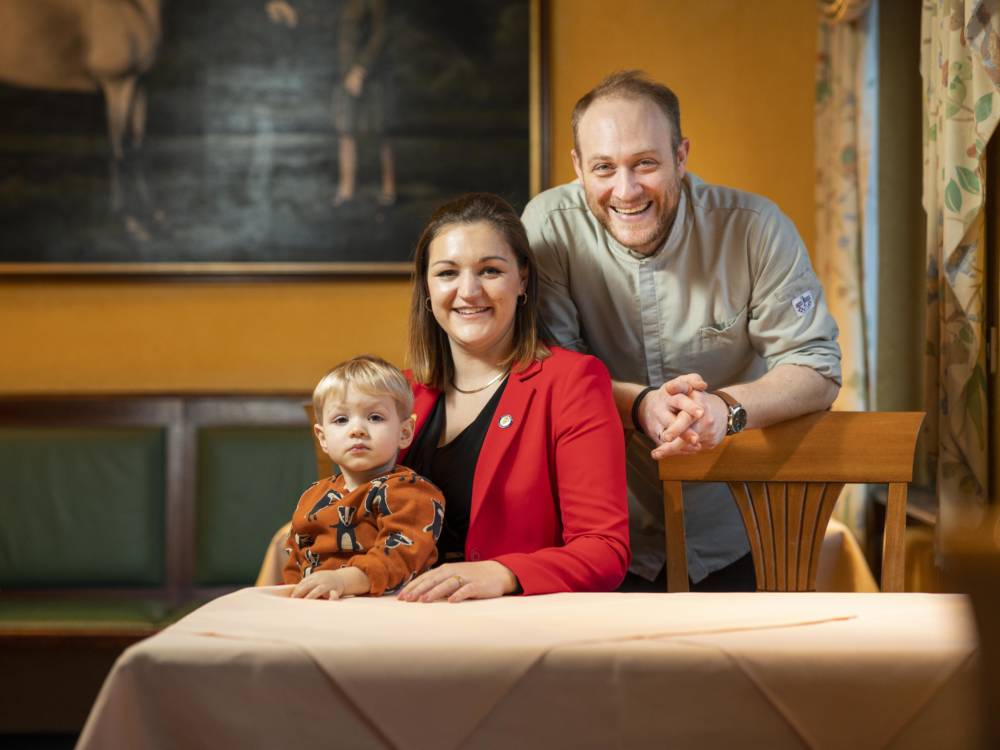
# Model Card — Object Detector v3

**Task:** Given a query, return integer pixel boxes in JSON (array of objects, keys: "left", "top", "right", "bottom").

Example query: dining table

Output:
[{"left": 76, "top": 586, "right": 983, "bottom": 750}]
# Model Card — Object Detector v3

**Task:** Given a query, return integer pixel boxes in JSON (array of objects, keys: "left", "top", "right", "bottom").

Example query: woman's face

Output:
[{"left": 426, "top": 221, "right": 528, "bottom": 361}]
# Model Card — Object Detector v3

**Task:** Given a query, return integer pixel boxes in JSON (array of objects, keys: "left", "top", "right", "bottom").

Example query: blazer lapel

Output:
[{"left": 468, "top": 360, "right": 542, "bottom": 532}]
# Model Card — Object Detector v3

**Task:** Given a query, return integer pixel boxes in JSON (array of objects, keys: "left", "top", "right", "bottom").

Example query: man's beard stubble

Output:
[{"left": 586, "top": 174, "right": 682, "bottom": 257}]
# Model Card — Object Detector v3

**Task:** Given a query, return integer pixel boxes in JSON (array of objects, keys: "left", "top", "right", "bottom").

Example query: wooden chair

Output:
[{"left": 658, "top": 411, "right": 925, "bottom": 592}]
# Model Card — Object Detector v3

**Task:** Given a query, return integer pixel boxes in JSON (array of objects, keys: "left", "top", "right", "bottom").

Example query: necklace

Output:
[{"left": 451, "top": 368, "right": 509, "bottom": 394}]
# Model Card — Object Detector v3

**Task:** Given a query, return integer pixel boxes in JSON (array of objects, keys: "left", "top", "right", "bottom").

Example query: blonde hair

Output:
[
  {"left": 408, "top": 193, "right": 550, "bottom": 389},
  {"left": 312, "top": 355, "right": 413, "bottom": 421}
]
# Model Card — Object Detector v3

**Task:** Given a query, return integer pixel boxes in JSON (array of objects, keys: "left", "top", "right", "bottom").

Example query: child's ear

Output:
[
  {"left": 313, "top": 423, "right": 328, "bottom": 452},
  {"left": 398, "top": 415, "right": 415, "bottom": 450}
]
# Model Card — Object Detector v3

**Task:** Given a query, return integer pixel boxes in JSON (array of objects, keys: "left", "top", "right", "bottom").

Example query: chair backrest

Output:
[{"left": 658, "top": 411, "right": 924, "bottom": 593}]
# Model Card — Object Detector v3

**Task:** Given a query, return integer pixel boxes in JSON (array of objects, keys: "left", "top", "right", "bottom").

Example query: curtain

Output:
[
  {"left": 815, "top": 1, "right": 875, "bottom": 537},
  {"left": 921, "top": 0, "right": 1000, "bottom": 525}
]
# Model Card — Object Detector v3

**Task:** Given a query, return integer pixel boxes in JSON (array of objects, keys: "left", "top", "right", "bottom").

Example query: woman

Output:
[{"left": 397, "top": 193, "right": 629, "bottom": 602}]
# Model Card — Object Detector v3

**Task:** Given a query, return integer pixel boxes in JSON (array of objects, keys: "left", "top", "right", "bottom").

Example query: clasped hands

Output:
[{"left": 636, "top": 373, "right": 728, "bottom": 460}]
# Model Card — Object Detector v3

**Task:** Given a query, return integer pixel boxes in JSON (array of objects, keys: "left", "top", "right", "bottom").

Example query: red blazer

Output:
[{"left": 401, "top": 346, "right": 630, "bottom": 594}]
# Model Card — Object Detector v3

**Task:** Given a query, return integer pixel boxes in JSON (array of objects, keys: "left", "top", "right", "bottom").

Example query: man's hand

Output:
[
  {"left": 650, "top": 386, "right": 728, "bottom": 460},
  {"left": 635, "top": 373, "right": 726, "bottom": 459},
  {"left": 620, "top": 365, "right": 840, "bottom": 462}
]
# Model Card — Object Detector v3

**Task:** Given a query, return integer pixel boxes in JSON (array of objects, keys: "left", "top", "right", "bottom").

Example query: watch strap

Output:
[
  {"left": 713, "top": 389, "right": 738, "bottom": 409},
  {"left": 712, "top": 389, "right": 744, "bottom": 435}
]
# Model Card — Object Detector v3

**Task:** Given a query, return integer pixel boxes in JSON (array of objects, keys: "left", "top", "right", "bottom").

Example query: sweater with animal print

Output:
[{"left": 282, "top": 466, "right": 445, "bottom": 595}]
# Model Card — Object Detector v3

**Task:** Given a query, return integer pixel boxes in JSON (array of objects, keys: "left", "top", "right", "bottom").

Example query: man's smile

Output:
[{"left": 610, "top": 201, "right": 653, "bottom": 217}]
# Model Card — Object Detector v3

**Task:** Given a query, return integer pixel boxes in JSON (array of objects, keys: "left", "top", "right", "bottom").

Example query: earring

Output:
[
  {"left": 424, "top": 298, "right": 432, "bottom": 312},
  {"left": 518, "top": 292, "right": 527, "bottom": 306}
]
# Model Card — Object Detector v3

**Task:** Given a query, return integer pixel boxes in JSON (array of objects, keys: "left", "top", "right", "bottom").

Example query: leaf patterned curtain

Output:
[
  {"left": 815, "top": 1, "right": 874, "bottom": 537},
  {"left": 921, "top": 0, "right": 1000, "bottom": 524}
]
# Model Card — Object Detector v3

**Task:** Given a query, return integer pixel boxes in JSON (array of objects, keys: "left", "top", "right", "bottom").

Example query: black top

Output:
[{"left": 406, "top": 378, "right": 508, "bottom": 562}]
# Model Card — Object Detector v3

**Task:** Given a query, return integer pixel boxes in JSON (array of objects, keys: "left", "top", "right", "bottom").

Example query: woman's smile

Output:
[{"left": 453, "top": 305, "right": 491, "bottom": 317}]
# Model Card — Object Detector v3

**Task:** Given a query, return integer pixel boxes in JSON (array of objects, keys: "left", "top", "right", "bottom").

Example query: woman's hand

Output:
[{"left": 398, "top": 561, "right": 518, "bottom": 603}]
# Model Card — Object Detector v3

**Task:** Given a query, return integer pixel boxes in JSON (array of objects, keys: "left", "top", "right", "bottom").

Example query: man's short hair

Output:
[
  {"left": 312, "top": 355, "right": 413, "bottom": 421},
  {"left": 572, "top": 70, "right": 683, "bottom": 153}
]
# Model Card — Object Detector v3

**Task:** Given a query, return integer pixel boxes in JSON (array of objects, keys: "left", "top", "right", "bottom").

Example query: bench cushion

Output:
[
  {"left": 195, "top": 427, "right": 315, "bottom": 585},
  {"left": 0, "top": 427, "right": 165, "bottom": 586}
]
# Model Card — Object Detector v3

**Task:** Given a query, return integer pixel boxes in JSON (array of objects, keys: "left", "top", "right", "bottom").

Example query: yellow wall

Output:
[
  {"left": 0, "top": 1, "right": 817, "bottom": 394},
  {"left": 548, "top": 0, "right": 817, "bottom": 249},
  {"left": 0, "top": 278, "right": 411, "bottom": 394}
]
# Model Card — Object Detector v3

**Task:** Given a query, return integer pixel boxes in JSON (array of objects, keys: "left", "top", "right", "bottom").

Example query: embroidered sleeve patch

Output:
[{"left": 791, "top": 291, "right": 815, "bottom": 317}]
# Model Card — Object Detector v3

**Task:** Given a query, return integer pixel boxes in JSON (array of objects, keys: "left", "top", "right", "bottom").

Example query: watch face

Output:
[{"left": 730, "top": 405, "right": 748, "bottom": 434}]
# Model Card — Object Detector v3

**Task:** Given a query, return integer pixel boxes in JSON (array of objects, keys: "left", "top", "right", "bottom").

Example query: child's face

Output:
[{"left": 314, "top": 386, "right": 414, "bottom": 484}]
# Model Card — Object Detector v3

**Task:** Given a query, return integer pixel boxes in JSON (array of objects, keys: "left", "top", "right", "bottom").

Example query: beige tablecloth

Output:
[{"left": 78, "top": 589, "right": 981, "bottom": 750}]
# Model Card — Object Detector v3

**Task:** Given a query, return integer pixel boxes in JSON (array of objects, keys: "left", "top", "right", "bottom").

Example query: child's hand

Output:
[
  {"left": 291, "top": 567, "right": 371, "bottom": 600},
  {"left": 291, "top": 570, "right": 349, "bottom": 600}
]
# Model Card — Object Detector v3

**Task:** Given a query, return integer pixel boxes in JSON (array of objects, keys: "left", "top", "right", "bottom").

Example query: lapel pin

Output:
[{"left": 498, "top": 414, "right": 513, "bottom": 429}]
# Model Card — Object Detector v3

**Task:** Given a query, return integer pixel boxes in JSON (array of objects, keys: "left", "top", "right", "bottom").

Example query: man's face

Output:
[{"left": 572, "top": 96, "right": 689, "bottom": 256}]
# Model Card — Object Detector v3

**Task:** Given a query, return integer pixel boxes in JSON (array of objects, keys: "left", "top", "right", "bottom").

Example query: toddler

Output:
[{"left": 283, "top": 355, "right": 444, "bottom": 598}]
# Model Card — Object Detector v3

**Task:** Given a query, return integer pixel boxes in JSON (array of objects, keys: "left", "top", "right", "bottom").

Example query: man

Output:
[{"left": 522, "top": 71, "right": 841, "bottom": 591}]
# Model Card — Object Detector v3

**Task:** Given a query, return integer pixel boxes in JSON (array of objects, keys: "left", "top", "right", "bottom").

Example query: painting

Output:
[{"left": 0, "top": 0, "right": 537, "bottom": 274}]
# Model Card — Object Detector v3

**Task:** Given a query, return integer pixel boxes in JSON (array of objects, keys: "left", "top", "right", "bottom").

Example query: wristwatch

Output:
[{"left": 713, "top": 390, "right": 747, "bottom": 435}]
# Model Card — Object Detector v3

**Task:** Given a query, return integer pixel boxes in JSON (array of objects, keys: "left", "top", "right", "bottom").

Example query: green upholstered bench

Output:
[{"left": 0, "top": 396, "right": 316, "bottom": 734}]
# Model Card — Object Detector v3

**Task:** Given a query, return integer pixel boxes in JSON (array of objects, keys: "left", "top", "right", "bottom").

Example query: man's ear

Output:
[
  {"left": 398, "top": 415, "right": 415, "bottom": 450},
  {"left": 571, "top": 148, "right": 584, "bottom": 183},
  {"left": 675, "top": 138, "right": 690, "bottom": 178}
]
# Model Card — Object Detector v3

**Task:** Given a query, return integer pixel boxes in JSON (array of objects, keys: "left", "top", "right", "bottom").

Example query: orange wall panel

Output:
[{"left": 0, "top": 279, "right": 411, "bottom": 393}]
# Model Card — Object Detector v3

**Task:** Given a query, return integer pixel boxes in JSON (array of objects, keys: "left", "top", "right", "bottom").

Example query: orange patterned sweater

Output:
[{"left": 282, "top": 466, "right": 444, "bottom": 596}]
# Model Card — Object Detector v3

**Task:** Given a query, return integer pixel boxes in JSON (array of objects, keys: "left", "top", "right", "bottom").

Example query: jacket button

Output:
[{"left": 469, "top": 550, "right": 481, "bottom": 561}]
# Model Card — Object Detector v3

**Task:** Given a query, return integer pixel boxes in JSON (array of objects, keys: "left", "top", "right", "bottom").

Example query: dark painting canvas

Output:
[{"left": 0, "top": 0, "right": 530, "bottom": 271}]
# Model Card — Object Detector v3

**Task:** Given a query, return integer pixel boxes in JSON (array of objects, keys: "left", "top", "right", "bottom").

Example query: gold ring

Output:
[{"left": 452, "top": 575, "right": 467, "bottom": 587}]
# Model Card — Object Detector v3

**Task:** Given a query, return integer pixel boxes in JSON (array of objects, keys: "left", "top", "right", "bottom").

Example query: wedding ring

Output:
[{"left": 452, "top": 575, "right": 467, "bottom": 587}]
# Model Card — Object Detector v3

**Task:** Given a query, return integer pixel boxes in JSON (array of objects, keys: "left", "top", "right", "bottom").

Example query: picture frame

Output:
[{"left": 0, "top": 0, "right": 547, "bottom": 276}]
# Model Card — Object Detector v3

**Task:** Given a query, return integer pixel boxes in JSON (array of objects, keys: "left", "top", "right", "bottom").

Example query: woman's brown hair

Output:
[{"left": 408, "top": 193, "right": 550, "bottom": 389}]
